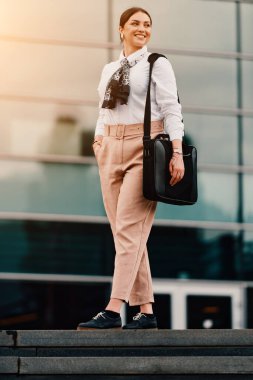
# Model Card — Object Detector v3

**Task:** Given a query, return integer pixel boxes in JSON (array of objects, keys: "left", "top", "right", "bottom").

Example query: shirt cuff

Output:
[
  {"left": 94, "top": 124, "right": 105, "bottom": 137},
  {"left": 169, "top": 129, "right": 184, "bottom": 141},
  {"left": 164, "top": 116, "right": 184, "bottom": 141}
]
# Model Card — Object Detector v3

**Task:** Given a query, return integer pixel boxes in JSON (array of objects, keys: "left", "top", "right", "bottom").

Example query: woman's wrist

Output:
[
  {"left": 172, "top": 148, "right": 183, "bottom": 154},
  {"left": 173, "top": 151, "right": 183, "bottom": 155},
  {"left": 172, "top": 152, "right": 183, "bottom": 160},
  {"left": 171, "top": 139, "right": 183, "bottom": 154},
  {"left": 172, "top": 150, "right": 183, "bottom": 157}
]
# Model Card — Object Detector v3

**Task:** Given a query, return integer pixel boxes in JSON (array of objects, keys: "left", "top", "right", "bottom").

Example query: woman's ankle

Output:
[
  {"left": 105, "top": 298, "right": 124, "bottom": 313},
  {"left": 140, "top": 303, "right": 153, "bottom": 314}
]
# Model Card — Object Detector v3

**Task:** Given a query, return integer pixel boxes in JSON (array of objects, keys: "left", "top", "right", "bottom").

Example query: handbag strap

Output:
[{"left": 143, "top": 53, "right": 183, "bottom": 141}]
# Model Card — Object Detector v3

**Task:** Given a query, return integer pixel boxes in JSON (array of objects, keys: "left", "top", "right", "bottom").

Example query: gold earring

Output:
[{"left": 120, "top": 33, "right": 124, "bottom": 40}]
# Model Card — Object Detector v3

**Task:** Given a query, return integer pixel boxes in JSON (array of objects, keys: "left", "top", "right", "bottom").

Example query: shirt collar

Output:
[{"left": 119, "top": 45, "right": 148, "bottom": 65}]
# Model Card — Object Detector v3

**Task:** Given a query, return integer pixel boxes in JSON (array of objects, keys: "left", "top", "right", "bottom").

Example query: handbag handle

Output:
[{"left": 143, "top": 53, "right": 183, "bottom": 141}]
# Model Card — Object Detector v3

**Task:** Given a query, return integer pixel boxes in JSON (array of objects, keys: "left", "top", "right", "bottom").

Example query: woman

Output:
[{"left": 77, "top": 7, "right": 184, "bottom": 330}]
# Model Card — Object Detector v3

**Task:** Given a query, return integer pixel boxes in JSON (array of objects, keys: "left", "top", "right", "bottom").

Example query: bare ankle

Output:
[
  {"left": 140, "top": 303, "right": 153, "bottom": 314},
  {"left": 105, "top": 298, "right": 124, "bottom": 313}
]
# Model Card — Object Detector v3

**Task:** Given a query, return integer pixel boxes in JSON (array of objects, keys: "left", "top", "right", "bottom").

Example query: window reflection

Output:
[
  {"left": 242, "top": 3, "right": 253, "bottom": 53},
  {"left": 184, "top": 114, "right": 238, "bottom": 165},
  {"left": 0, "top": 0, "right": 108, "bottom": 42},
  {"left": 244, "top": 175, "right": 253, "bottom": 223},
  {"left": 0, "top": 221, "right": 243, "bottom": 281},
  {"left": 0, "top": 43, "right": 107, "bottom": 100},
  {"left": 242, "top": 232, "right": 253, "bottom": 280},
  {"left": 242, "top": 62, "right": 253, "bottom": 110},
  {"left": 243, "top": 118, "right": 253, "bottom": 166},
  {"left": 150, "top": 227, "right": 239, "bottom": 280},
  {"left": 156, "top": 172, "right": 238, "bottom": 223},
  {"left": 0, "top": 101, "right": 98, "bottom": 157},
  {"left": 169, "top": 55, "right": 237, "bottom": 108},
  {"left": 112, "top": 0, "right": 236, "bottom": 52},
  {"left": 0, "top": 161, "right": 104, "bottom": 216},
  {"left": 0, "top": 160, "right": 239, "bottom": 223}
]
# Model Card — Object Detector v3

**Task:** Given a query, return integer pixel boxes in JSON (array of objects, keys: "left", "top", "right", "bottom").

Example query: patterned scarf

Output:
[{"left": 102, "top": 48, "right": 147, "bottom": 109}]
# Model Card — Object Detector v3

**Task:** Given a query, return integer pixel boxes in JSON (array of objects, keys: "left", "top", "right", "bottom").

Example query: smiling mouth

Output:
[{"left": 135, "top": 34, "right": 146, "bottom": 38}]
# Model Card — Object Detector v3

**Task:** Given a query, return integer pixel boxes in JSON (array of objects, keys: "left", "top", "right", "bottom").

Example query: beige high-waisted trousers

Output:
[{"left": 94, "top": 120, "right": 164, "bottom": 306}]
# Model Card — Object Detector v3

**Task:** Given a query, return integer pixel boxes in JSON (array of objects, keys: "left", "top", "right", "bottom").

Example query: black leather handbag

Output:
[{"left": 143, "top": 53, "right": 198, "bottom": 206}]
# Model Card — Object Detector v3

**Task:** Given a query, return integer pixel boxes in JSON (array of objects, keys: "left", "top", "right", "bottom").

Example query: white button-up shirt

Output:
[{"left": 95, "top": 45, "right": 184, "bottom": 140}]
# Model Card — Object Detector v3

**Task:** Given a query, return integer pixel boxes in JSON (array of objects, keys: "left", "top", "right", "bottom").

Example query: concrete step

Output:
[
  {"left": 2, "top": 329, "right": 253, "bottom": 347},
  {"left": 1, "top": 356, "right": 253, "bottom": 378},
  {"left": 1, "top": 329, "right": 253, "bottom": 378},
  {"left": 18, "top": 356, "right": 253, "bottom": 375}
]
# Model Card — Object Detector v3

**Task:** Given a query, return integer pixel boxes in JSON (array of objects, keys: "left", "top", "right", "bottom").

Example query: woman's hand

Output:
[{"left": 169, "top": 153, "right": 185, "bottom": 186}]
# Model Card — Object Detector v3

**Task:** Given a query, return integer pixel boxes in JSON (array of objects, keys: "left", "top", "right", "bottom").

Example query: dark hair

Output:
[{"left": 119, "top": 7, "right": 152, "bottom": 28}]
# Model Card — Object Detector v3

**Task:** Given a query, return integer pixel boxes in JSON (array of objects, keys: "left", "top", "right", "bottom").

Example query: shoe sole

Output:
[
  {"left": 122, "top": 327, "right": 158, "bottom": 330},
  {"left": 77, "top": 326, "right": 122, "bottom": 331}
]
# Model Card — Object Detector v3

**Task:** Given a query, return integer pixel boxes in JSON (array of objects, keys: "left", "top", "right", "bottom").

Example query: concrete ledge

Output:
[
  {"left": 0, "top": 331, "right": 16, "bottom": 346},
  {"left": 35, "top": 346, "right": 253, "bottom": 357},
  {"left": 16, "top": 329, "right": 253, "bottom": 347},
  {"left": 0, "top": 357, "right": 18, "bottom": 374},
  {"left": 0, "top": 347, "right": 36, "bottom": 356},
  {"left": 2, "top": 376, "right": 253, "bottom": 380},
  {"left": 20, "top": 356, "right": 253, "bottom": 375}
]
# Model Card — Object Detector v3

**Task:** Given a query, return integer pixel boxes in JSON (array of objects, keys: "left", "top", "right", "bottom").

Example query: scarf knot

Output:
[{"left": 101, "top": 50, "right": 146, "bottom": 109}]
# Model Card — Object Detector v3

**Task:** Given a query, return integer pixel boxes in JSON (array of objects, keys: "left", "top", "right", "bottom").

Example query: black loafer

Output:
[
  {"left": 122, "top": 312, "right": 158, "bottom": 330},
  {"left": 77, "top": 311, "right": 122, "bottom": 330}
]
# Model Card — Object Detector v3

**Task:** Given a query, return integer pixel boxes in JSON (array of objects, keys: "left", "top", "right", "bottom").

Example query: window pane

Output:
[
  {"left": 0, "top": 220, "right": 114, "bottom": 275},
  {"left": 244, "top": 175, "right": 253, "bottom": 223},
  {"left": 0, "top": 42, "right": 106, "bottom": 157},
  {"left": 242, "top": 61, "right": 253, "bottom": 110},
  {"left": 156, "top": 172, "right": 238, "bottom": 223},
  {"left": 0, "top": 0, "right": 108, "bottom": 42},
  {"left": 170, "top": 55, "right": 237, "bottom": 108},
  {"left": 112, "top": 0, "right": 236, "bottom": 52},
  {"left": 184, "top": 114, "right": 238, "bottom": 165},
  {"left": 241, "top": 3, "right": 253, "bottom": 54},
  {"left": 242, "top": 231, "right": 253, "bottom": 280},
  {"left": 243, "top": 118, "right": 253, "bottom": 166},
  {"left": 0, "top": 161, "right": 240, "bottom": 223},
  {"left": 0, "top": 161, "right": 104, "bottom": 216},
  {"left": 150, "top": 227, "right": 239, "bottom": 280},
  {"left": 0, "top": 43, "right": 107, "bottom": 100},
  {"left": 0, "top": 221, "right": 241, "bottom": 281},
  {"left": 0, "top": 280, "right": 112, "bottom": 329},
  {"left": 0, "top": 101, "right": 98, "bottom": 157}
]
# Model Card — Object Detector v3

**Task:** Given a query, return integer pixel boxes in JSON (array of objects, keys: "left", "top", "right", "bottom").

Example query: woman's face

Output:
[{"left": 119, "top": 11, "right": 152, "bottom": 51}]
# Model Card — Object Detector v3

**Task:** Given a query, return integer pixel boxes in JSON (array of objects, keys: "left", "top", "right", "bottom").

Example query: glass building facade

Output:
[{"left": 0, "top": 0, "right": 253, "bottom": 329}]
